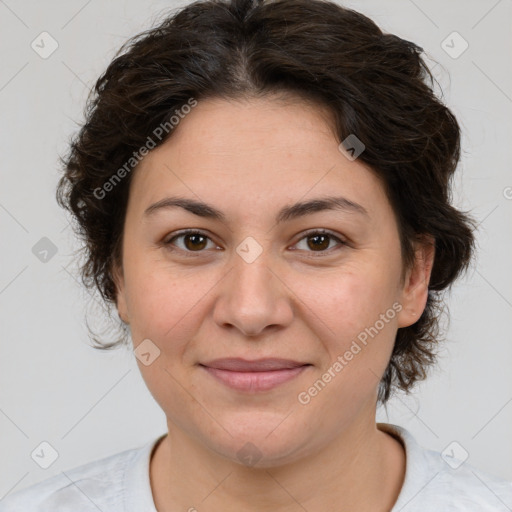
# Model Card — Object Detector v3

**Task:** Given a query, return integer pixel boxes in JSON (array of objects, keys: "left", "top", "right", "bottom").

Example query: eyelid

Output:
[
  {"left": 163, "top": 228, "right": 347, "bottom": 256},
  {"left": 290, "top": 228, "right": 347, "bottom": 256},
  {"left": 164, "top": 229, "right": 220, "bottom": 253},
  {"left": 295, "top": 228, "right": 347, "bottom": 245}
]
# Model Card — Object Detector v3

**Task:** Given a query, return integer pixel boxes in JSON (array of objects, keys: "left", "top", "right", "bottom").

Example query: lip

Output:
[
  {"left": 199, "top": 358, "right": 311, "bottom": 392},
  {"left": 201, "top": 357, "right": 308, "bottom": 371}
]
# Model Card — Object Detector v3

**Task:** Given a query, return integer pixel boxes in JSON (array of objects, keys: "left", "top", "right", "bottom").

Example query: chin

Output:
[{"left": 202, "top": 414, "right": 316, "bottom": 469}]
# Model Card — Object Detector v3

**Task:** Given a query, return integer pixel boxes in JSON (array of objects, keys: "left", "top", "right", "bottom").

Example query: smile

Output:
[{"left": 199, "top": 364, "right": 311, "bottom": 392}]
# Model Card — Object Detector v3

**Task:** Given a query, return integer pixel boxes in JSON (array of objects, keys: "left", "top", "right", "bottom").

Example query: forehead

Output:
[{"left": 127, "top": 96, "right": 391, "bottom": 223}]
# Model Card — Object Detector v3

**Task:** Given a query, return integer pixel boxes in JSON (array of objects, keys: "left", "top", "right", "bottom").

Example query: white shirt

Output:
[{"left": 1, "top": 423, "right": 511, "bottom": 511}]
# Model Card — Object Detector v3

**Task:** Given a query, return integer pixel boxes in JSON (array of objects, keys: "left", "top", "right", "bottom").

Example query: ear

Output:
[
  {"left": 396, "top": 235, "right": 435, "bottom": 328},
  {"left": 112, "top": 263, "right": 130, "bottom": 324}
]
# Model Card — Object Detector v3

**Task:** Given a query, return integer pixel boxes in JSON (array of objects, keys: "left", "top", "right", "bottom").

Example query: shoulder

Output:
[
  {"left": 0, "top": 436, "right": 163, "bottom": 512},
  {"left": 378, "top": 423, "right": 512, "bottom": 512}
]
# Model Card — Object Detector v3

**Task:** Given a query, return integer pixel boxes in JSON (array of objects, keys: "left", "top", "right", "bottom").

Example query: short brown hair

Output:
[{"left": 57, "top": 0, "right": 476, "bottom": 403}]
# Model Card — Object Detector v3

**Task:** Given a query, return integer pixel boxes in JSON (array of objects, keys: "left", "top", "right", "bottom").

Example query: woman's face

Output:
[{"left": 115, "top": 96, "right": 431, "bottom": 467}]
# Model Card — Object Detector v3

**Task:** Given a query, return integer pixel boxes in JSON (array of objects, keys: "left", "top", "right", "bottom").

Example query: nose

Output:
[{"left": 212, "top": 246, "right": 294, "bottom": 338}]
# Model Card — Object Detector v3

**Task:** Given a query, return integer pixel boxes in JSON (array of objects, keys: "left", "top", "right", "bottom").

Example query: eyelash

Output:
[{"left": 163, "top": 228, "right": 347, "bottom": 258}]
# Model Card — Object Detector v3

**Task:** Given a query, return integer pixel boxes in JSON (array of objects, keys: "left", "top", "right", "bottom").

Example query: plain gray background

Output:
[{"left": 1, "top": 0, "right": 511, "bottom": 499}]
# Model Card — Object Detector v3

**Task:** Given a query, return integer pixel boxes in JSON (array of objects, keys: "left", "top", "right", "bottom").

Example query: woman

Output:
[{"left": 2, "top": 0, "right": 511, "bottom": 510}]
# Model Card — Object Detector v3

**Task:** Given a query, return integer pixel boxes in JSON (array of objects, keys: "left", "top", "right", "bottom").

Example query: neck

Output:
[{"left": 149, "top": 409, "right": 405, "bottom": 512}]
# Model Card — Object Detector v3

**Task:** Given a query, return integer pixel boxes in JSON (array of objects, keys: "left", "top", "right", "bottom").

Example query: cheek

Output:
[
  {"left": 300, "top": 263, "right": 400, "bottom": 388},
  {"left": 124, "top": 266, "right": 207, "bottom": 415},
  {"left": 125, "top": 274, "right": 173, "bottom": 338},
  {"left": 308, "top": 263, "right": 400, "bottom": 335},
  {"left": 295, "top": 273, "right": 399, "bottom": 423},
  {"left": 123, "top": 258, "right": 220, "bottom": 354}
]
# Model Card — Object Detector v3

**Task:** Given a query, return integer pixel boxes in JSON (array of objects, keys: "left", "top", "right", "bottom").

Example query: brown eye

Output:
[
  {"left": 306, "top": 233, "right": 330, "bottom": 251},
  {"left": 293, "top": 230, "right": 346, "bottom": 255},
  {"left": 182, "top": 233, "right": 208, "bottom": 251},
  {"left": 164, "top": 230, "right": 215, "bottom": 253}
]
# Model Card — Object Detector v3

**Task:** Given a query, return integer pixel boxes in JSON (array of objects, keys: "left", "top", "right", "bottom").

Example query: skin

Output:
[{"left": 114, "top": 95, "right": 435, "bottom": 512}]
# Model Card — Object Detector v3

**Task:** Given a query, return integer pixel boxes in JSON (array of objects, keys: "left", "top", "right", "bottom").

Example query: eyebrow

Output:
[{"left": 143, "top": 195, "right": 369, "bottom": 223}]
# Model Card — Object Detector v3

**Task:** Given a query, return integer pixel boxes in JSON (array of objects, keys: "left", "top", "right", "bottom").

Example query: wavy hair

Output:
[{"left": 57, "top": 0, "right": 476, "bottom": 403}]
